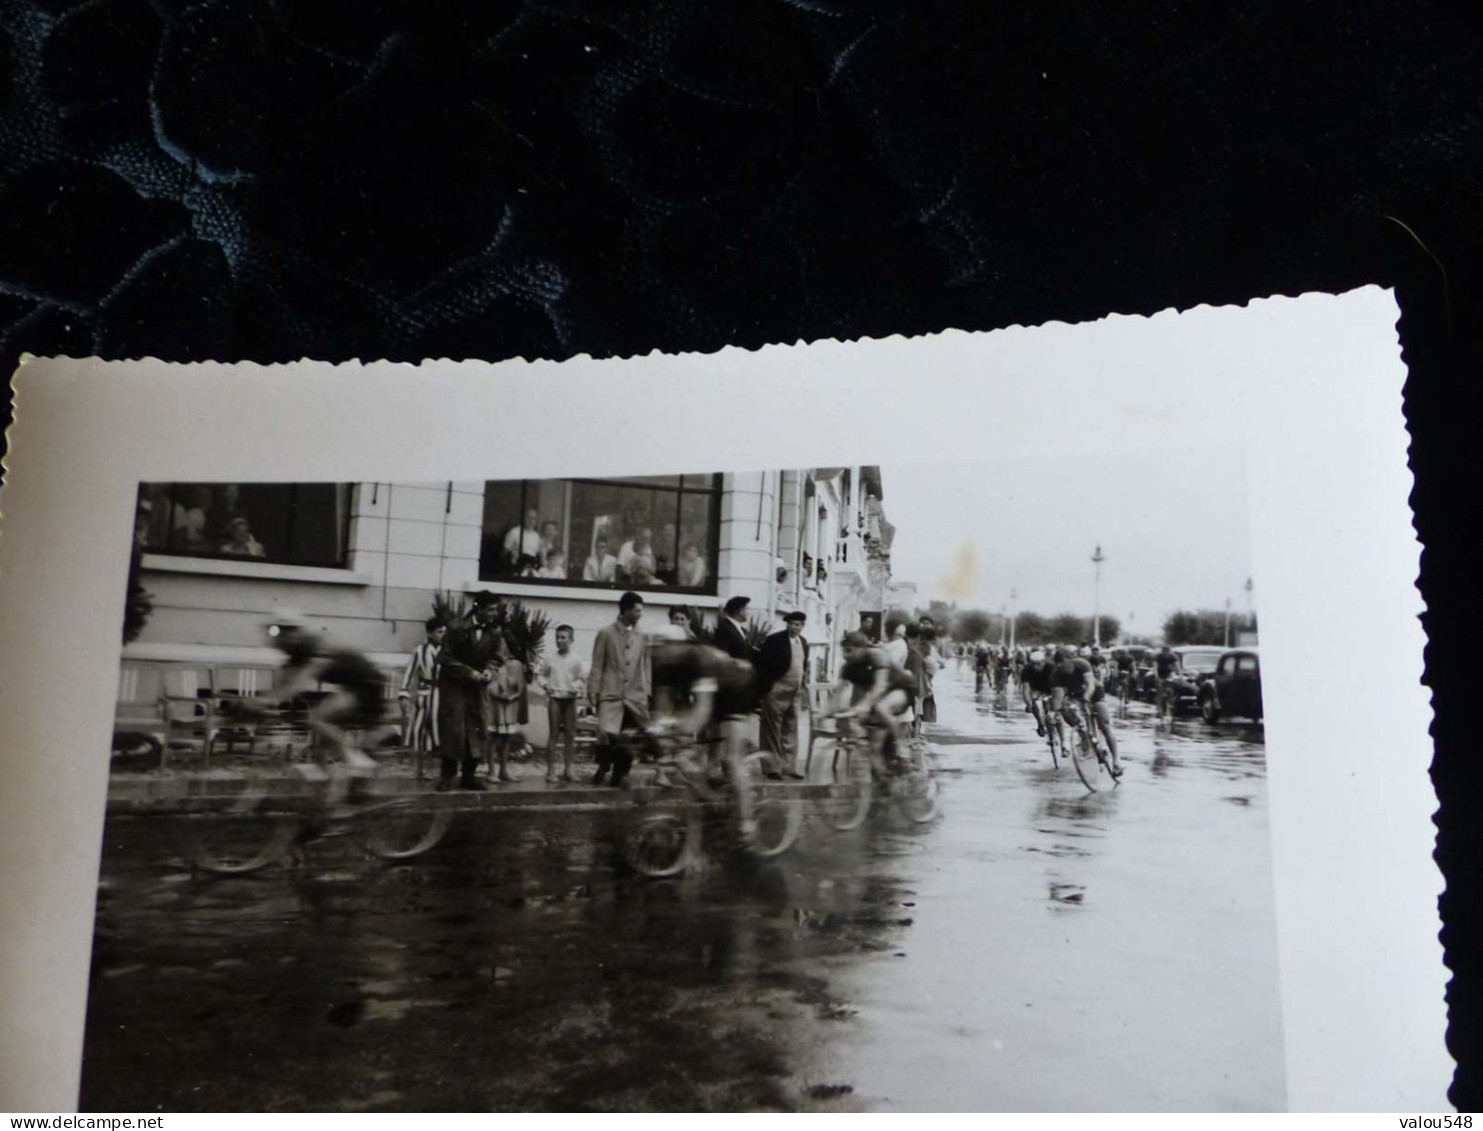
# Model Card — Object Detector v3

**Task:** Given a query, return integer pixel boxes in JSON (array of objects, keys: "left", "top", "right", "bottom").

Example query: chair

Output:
[
  {"left": 158, "top": 664, "right": 219, "bottom": 767},
  {"left": 114, "top": 661, "right": 166, "bottom": 767},
  {"left": 212, "top": 664, "right": 298, "bottom": 761}
]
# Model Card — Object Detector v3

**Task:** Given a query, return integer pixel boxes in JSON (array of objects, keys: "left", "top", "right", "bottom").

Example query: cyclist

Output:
[
  {"left": 974, "top": 641, "right": 992, "bottom": 695},
  {"left": 645, "top": 623, "right": 761, "bottom": 822},
  {"left": 257, "top": 609, "right": 385, "bottom": 778},
  {"left": 834, "top": 630, "right": 917, "bottom": 778},
  {"left": 1020, "top": 647, "right": 1056, "bottom": 740},
  {"left": 1050, "top": 646, "right": 1123, "bottom": 778},
  {"left": 1112, "top": 647, "right": 1136, "bottom": 707},
  {"left": 1153, "top": 643, "right": 1180, "bottom": 722}
]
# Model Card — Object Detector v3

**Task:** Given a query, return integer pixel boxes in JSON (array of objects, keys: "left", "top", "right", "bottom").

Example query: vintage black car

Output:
[
  {"left": 1197, "top": 647, "right": 1263, "bottom": 723},
  {"left": 1169, "top": 645, "right": 1225, "bottom": 714}
]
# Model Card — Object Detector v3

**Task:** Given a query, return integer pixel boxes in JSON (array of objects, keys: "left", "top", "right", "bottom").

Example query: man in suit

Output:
[
  {"left": 715, "top": 595, "right": 753, "bottom": 661},
  {"left": 587, "top": 590, "right": 651, "bottom": 787},
  {"left": 754, "top": 610, "right": 810, "bottom": 780},
  {"left": 435, "top": 590, "right": 503, "bottom": 791}
]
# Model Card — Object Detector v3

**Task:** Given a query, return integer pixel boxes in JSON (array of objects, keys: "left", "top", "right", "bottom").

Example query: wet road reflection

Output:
[{"left": 82, "top": 674, "right": 1285, "bottom": 1112}]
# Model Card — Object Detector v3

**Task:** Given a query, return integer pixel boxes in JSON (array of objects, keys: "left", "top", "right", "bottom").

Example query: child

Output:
[
  {"left": 537, "top": 625, "right": 587, "bottom": 783},
  {"left": 484, "top": 633, "right": 526, "bottom": 782}
]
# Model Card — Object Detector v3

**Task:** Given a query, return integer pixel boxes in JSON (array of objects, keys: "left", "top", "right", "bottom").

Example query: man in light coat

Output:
[{"left": 587, "top": 590, "right": 651, "bottom": 787}]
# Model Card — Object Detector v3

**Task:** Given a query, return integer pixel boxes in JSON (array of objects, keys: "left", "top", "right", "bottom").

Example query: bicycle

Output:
[
  {"left": 621, "top": 730, "right": 803, "bottom": 877},
  {"left": 178, "top": 756, "right": 453, "bottom": 875},
  {"left": 1027, "top": 690, "right": 1060, "bottom": 770},
  {"left": 1060, "top": 699, "right": 1123, "bottom": 791},
  {"left": 808, "top": 714, "right": 939, "bottom": 827}
]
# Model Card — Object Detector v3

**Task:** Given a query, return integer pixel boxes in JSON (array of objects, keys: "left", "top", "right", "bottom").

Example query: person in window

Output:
[
  {"left": 220, "top": 515, "right": 267, "bottom": 558},
  {"left": 617, "top": 526, "right": 653, "bottom": 577},
  {"left": 677, "top": 542, "right": 707, "bottom": 587},
  {"left": 583, "top": 536, "right": 618, "bottom": 583},
  {"left": 539, "top": 520, "right": 561, "bottom": 561},
  {"left": 214, "top": 483, "right": 243, "bottom": 542},
  {"left": 172, "top": 485, "right": 213, "bottom": 551},
  {"left": 515, "top": 553, "right": 543, "bottom": 578},
  {"left": 655, "top": 522, "right": 677, "bottom": 576},
  {"left": 539, "top": 550, "right": 568, "bottom": 579},
  {"left": 503, "top": 508, "right": 544, "bottom": 571}
]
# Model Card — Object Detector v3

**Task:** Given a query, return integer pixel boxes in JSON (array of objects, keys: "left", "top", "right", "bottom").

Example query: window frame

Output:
[
  {"left": 139, "top": 482, "right": 354, "bottom": 570},
  {"left": 476, "top": 474, "right": 723, "bottom": 595}
]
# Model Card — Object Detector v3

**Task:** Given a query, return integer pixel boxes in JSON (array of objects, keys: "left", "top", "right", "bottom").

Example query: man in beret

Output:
[
  {"left": 753, "top": 610, "right": 810, "bottom": 780},
  {"left": 434, "top": 590, "right": 502, "bottom": 791}
]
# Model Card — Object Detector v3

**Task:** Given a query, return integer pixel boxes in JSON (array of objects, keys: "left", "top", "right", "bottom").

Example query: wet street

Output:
[{"left": 81, "top": 668, "right": 1284, "bottom": 1112}]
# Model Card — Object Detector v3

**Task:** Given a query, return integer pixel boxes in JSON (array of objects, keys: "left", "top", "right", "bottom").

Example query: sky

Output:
[{"left": 879, "top": 449, "right": 1254, "bottom": 636}]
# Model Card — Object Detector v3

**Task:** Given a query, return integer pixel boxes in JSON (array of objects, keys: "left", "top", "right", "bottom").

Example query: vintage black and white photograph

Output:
[
  {"left": 88, "top": 454, "right": 1280, "bottom": 1112},
  {"left": 0, "top": 297, "right": 1445, "bottom": 1113}
]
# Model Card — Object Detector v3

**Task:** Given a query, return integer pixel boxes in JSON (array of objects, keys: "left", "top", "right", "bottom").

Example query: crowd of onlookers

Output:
[
  {"left": 489, "top": 507, "right": 709, "bottom": 589},
  {"left": 134, "top": 483, "right": 267, "bottom": 558}
]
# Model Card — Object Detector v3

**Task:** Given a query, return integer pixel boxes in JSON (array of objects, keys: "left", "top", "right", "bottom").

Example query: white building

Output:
[{"left": 127, "top": 469, "right": 894, "bottom": 709}]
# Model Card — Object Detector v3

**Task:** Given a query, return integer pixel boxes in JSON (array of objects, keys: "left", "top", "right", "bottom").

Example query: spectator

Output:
[
  {"left": 583, "top": 536, "right": 618, "bottom": 583},
  {"left": 677, "top": 542, "right": 707, "bottom": 587},
  {"left": 220, "top": 515, "right": 267, "bottom": 558},
  {"left": 539, "top": 520, "right": 561, "bottom": 561},
  {"left": 668, "top": 605, "right": 697, "bottom": 638},
  {"left": 516, "top": 553, "right": 542, "bottom": 578},
  {"left": 715, "top": 595, "right": 752, "bottom": 660},
  {"left": 435, "top": 590, "right": 501, "bottom": 791},
  {"left": 537, "top": 624, "right": 586, "bottom": 784},
  {"left": 503, "top": 508, "right": 544, "bottom": 570},
  {"left": 882, "top": 623, "right": 910, "bottom": 668},
  {"left": 539, "top": 551, "right": 568, "bottom": 579},
  {"left": 618, "top": 526, "right": 654, "bottom": 578},
  {"left": 587, "top": 591, "right": 650, "bottom": 787},
  {"left": 754, "top": 611, "right": 810, "bottom": 780},
  {"left": 398, "top": 617, "right": 445, "bottom": 754},
  {"left": 172, "top": 485, "right": 213, "bottom": 551},
  {"left": 484, "top": 631, "right": 525, "bottom": 783}
]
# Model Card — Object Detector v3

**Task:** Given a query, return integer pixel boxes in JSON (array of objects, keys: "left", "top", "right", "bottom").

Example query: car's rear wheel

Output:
[{"left": 1201, "top": 697, "right": 1221, "bottom": 725}]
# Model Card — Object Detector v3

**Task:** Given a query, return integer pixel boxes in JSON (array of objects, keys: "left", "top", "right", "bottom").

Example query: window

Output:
[
  {"left": 478, "top": 475, "right": 722, "bottom": 592},
  {"left": 137, "top": 483, "right": 352, "bottom": 568},
  {"left": 1235, "top": 654, "right": 1258, "bottom": 673}
]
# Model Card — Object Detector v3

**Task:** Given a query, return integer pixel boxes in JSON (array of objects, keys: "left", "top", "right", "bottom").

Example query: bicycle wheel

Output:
[
  {"left": 822, "top": 739, "right": 872, "bottom": 831},
  {"left": 356, "top": 798, "right": 452, "bottom": 860},
  {"left": 624, "top": 812, "right": 698, "bottom": 877},
  {"left": 741, "top": 753, "right": 803, "bottom": 857},
  {"left": 180, "top": 784, "right": 299, "bottom": 875},
  {"left": 1069, "top": 722, "right": 1101, "bottom": 791},
  {"left": 893, "top": 770, "right": 939, "bottom": 823}
]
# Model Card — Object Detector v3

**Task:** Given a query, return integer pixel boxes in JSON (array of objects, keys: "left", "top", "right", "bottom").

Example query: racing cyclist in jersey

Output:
[
  {"left": 250, "top": 609, "right": 386, "bottom": 779},
  {"left": 833, "top": 630, "right": 917, "bottom": 778},
  {"left": 1050, "top": 647, "right": 1124, "bottom": 778},
  {"left": 1020, "top": 647, "right": 1056, "bottom": 740},
  {"left": 1112, "top": 647, "right": 1136, "bottom": 707},
  {"left": 994, "top": 646, "right": 1013, "bottom": 694},
  {"left": 646, "top": 622, "right": 758, "bottom": 777},
  {"left": 1153, "top": 643, "right": 1180, "bottom": 722},
  {"left": 974, "top": 642, "right": 992, "bottom": 695}
]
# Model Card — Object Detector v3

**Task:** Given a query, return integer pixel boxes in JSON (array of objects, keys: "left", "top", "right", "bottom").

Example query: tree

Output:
[
  {"left": 1049, "top": 613, "right": 1084, "bottom": 643},
  {"left": 1015, "top": 611, "right": 1047, "bottom": 645},
  {"left": 953, "top": 609, "right": 992, "bottom": 643},
  {"left": 1162, "top": 608, "right": 1231, "bottom": 645},
  {"left": 121, "top": 544, "right": 154, "bottom": 645},
  {"left": 1096, "top": 615, "right": 1122, "bottom": 644}
]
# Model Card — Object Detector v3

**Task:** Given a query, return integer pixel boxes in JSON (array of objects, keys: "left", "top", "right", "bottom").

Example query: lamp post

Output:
[
  {"left": 1009, "top": 588, "right": 1018, "bottom": 650},
  {"left": 1244, "top": 576, "right": 1255, "bottom": 632},
  {"left": 1224, "top": 596, "right": 1233, "bottom": 647},
  {"left": 1091, "top": 545, "right": 1106, "bottom": 647}
]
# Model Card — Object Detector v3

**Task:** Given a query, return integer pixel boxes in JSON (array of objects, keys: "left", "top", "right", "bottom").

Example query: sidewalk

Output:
[{"left": 106, "top": 749, "right": 834, "bottom": 814}]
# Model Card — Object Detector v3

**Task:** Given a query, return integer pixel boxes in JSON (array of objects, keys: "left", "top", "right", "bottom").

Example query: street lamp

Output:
[
  {"left": 1091, "top": 545, "right": 1106, "bottom": 647},
  {"left": 1224, "top": 596, "right": 1233, "bottom": 647},
  {"left": 1009, "top": 588, "right": 1018, "bottom": 650}
]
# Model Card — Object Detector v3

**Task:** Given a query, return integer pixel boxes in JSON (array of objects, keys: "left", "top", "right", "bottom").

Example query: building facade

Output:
[{"left": 127, "top": 470, "right": 894, "bottom": 692}]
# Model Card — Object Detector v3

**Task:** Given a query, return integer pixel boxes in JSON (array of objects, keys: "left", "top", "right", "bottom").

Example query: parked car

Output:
[
  {"left": 1169, "top": 645, "right": 1225, "bottom": 714},
  {"left": 1197, "top": 647, "right": 1263, "bottom": 723}
]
